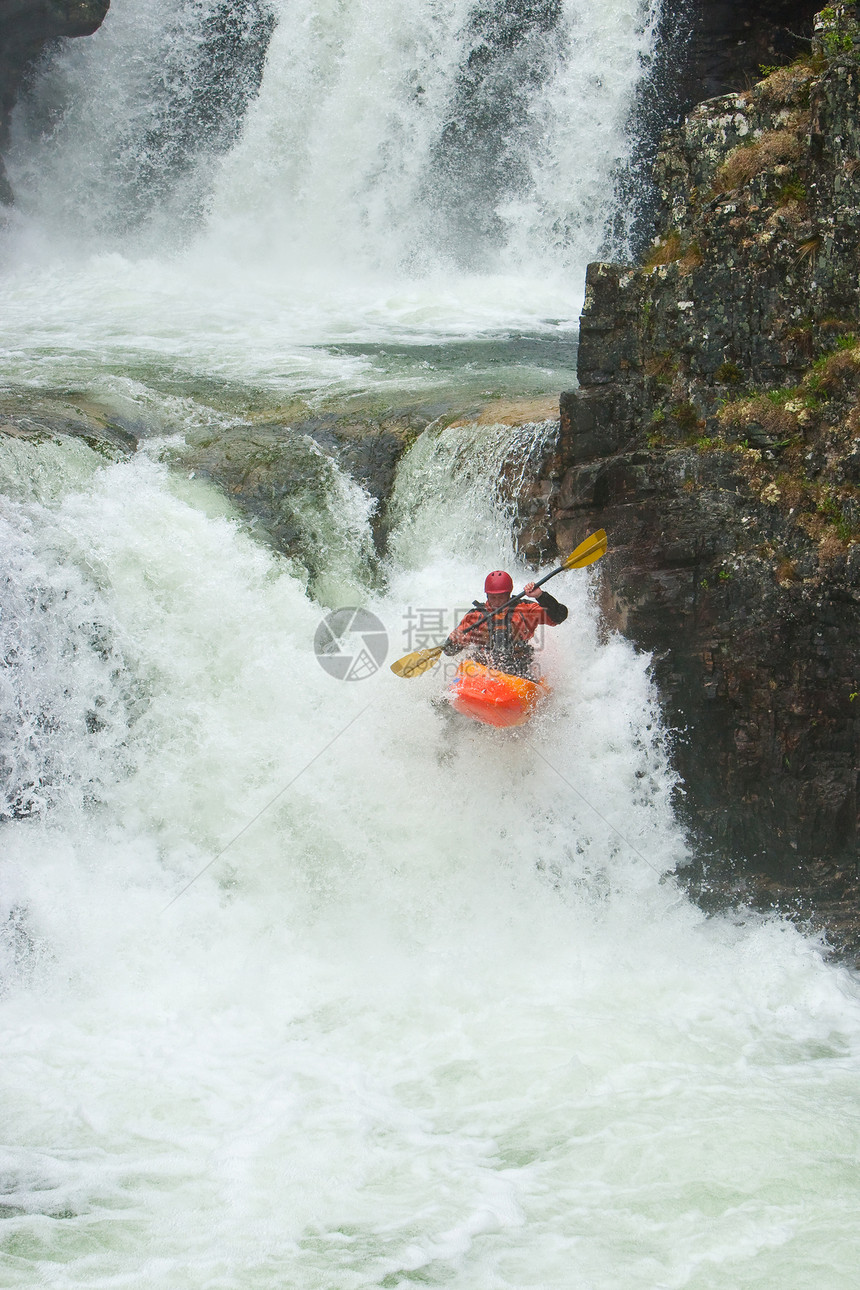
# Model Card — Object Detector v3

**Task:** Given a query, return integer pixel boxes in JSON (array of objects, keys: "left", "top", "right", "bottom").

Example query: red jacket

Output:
[{"left": 444, "top": 590, "right": 568, "bottom": 676}]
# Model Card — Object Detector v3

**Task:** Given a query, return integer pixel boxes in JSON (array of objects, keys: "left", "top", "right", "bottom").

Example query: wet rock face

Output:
[
  {"left": 682, "top": 1, "right": 820, "bottom": 104},
  {"left": 618, "top": 1, "right": 820, "bottom": 256},
  {"left": 0, "top": 389, "right": 137, "bottom": 455},
  {"left": 172, "top": 410, "right": 429, "bottom": 600},
  {"left": 0, "top": 0, "right": 110, "bottom": 202},
  {"left": 0, "top": 0, "right": 108, "bottom": 48},
  {"left": 534, "top": 5, "right": 860, "bottom": 954}
]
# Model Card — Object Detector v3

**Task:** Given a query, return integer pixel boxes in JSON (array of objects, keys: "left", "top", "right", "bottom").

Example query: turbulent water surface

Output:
[{"left": 2, "top": 1, "right": 860, "bottom": 1287}]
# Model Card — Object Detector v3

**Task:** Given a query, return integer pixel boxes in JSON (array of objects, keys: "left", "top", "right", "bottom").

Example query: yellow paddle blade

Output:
[
  {"left": 390, "top": 644, "right": 445, "bottom": 679},
  {"left": 563, "top": 529, "right": 607, "bottom": 570}
]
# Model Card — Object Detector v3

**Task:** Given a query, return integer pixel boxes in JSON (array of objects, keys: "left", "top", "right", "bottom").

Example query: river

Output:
[{"left": 1, "top": 2, "right": 860, "bottom": 1287}]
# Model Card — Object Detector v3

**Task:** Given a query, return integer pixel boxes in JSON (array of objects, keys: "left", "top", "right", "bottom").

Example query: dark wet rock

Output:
[
  {"left": 681, "top": 1, "right": 820, "bottom": 105},
  {"left": 0, "top": 0, "right": 109, "bottom": 203},
  {"left": 179, "top": 422, "right": 352, "bottom": 570},
  {"left": 172, "top": 408, "right": 435, "bottom": 600},
  {"left": 0, "top": 391, "right": 137, "bottom": 455},
  {"left": 173, "top": 398, "right": 563, "bottom": 593},
  {"left": 528, "top": 5, "right": 860, "bottom": 956},
  {"left": 178, "top": 411, "right": 422, "bottom": 547},
  {"left": 615, "top": 1, "right": 821, "bottom": 257},
  {"left": 294, "top": 413, "right": 421, "bottom": 517}
]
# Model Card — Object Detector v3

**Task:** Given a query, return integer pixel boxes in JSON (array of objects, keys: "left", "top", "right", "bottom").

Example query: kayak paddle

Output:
[{"left": 389, "top": 529, "right": 607, "bottom": 679}]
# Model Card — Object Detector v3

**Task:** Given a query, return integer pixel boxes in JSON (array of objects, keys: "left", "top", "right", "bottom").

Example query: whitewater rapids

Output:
[
  {"left": 1, "top": 0, "right": 860, "bottom": 1284},
  {"left": 1, "top": 433, "right": 859, "bottom": 1288}
]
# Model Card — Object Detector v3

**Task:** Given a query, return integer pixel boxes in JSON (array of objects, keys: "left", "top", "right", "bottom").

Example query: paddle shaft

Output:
[{"left": 389, "top": 530, "right": 606, "bottom": 677}]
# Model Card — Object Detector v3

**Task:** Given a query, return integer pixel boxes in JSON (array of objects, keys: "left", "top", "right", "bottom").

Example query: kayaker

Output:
[{"left": 442, "top": 570, "right": 568, "bottom": 678}]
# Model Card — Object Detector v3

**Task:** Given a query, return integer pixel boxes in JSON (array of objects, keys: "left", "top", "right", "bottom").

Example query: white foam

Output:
[
  {"left": 1, "top": 0, "right": 659, "bottom": 388},
  {"left": 0, "top": 435, "right": 858, "bottom": 1288}
]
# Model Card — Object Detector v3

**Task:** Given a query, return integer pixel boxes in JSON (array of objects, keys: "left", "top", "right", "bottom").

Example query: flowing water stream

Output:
[{"left": 2, "top": 2, "right": 860, "bottom": 1286}]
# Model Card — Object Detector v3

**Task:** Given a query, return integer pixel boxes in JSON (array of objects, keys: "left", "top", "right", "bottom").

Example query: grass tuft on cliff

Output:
[
  {"left": 718, "top": 394, "right": 801, "bottom": 440},
  {"left": 713, "top": 127, "right": 805, "bottom": 194},
  {"left": 642, "top": 232, "right": 682, "bottom": 271},
  {"left": 754, "top": 59, "right": 818, "bottom": 108},
  {"left": 642, "top": 233, "right": 703, "bottom": 275}
]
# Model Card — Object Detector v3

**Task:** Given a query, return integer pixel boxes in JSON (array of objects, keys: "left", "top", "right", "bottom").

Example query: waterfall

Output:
[
  {"left": 8, "top": 0, "right": 275, "bottom": 244},
  {"left": 5, "top": 0, "right": 660, "bottom": 293},
  {"left": 0, "top": 1, "right": 664, "bottom": 400},
  {"left": 201, "top": 0, "right": 660, "bottom": 274},
  {"left": 0, "top": 426, "right": 859, "bottom": 1287},
  {"left": 3, "top": 4, "right": 860, "bottom": 1285}
]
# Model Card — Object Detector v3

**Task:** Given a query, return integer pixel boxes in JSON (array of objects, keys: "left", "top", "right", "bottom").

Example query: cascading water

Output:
[
  {"left": 8, "top": 0, "right": 275, "bottom": 244},
  {"left": 2, "top": 427, "right": 860, "bottom": 1288},
  {"left": 0, "top": 0, "right": 660, "bottom": 398},
  {"left": 2, "top": 1, "right": 860, "bottom": 1285},
  {"left": 8, "top": 0, "right": 656, "bottom": 272}
]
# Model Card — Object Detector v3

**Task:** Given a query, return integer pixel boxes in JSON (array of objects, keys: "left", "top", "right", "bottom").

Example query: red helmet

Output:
[{"left": 484, "top": 570, "right": 514, "bottom": 595}]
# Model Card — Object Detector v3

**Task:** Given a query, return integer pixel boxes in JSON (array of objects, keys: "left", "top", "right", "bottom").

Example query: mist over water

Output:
[
  {"left": 2, "top": 0, "right": 860, "bottom": 1286},
  {"left": 1, "top": 0, "right": 659, "bottom": 399}
]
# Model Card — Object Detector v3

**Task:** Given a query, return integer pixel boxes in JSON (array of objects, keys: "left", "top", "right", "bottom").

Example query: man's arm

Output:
[
  {"left": 443, "top": 608, "right": 482, "bottom": 654},
  {"left": 522, "top": 584, "right": 568, "bottom": 624}
]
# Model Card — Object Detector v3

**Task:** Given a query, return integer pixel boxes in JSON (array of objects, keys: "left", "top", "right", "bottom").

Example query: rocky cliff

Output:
[
  {"left": 674, "top": 1, "right": 820, "bottom": 105},
  {"left": 528, "top": 4, "right": 860, "bottom": 955},
  {"left": 0, "top": 0, "right": 109, "bottom": 203}
]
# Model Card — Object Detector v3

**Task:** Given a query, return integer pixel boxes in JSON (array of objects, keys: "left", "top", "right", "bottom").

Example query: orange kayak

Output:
[{"left": 448, "top": 660, "right": 550, "bottom": 728}]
